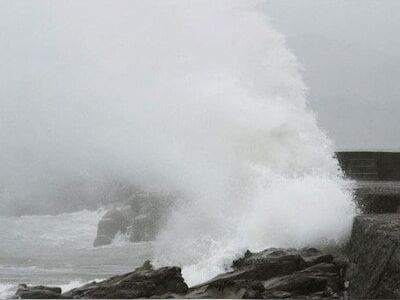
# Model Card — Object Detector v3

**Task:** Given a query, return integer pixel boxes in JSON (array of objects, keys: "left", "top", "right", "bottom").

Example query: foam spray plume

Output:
[{"left": 0, "top": 0, "right": 355, "bottom": 285}]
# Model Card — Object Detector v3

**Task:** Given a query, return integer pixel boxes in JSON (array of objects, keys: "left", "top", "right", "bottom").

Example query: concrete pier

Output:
[{"left": 336, "top": 151, "right": 400, "bottom": 213}]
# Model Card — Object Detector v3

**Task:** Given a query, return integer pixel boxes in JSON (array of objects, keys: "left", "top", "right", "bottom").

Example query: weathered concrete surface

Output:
[
  {"left": 348, "top": 214, "right": 400, "bottom": 298},
  {"left": 353, "top": 181, "right": 400, "bottom": 213},
  {"left": 336, "top": 151, "right": 400, "bottom": 213},
  {"left": 355, "top": 181, "right": 400, "bottom": 196},
  {"left": 336, "top": 151, "right": 400, "bottom": 181}
]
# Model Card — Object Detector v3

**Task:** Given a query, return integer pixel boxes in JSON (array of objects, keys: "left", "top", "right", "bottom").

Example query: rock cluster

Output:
[
  {"left": 14, "top": 248, "right": 348, "bottom": 299},
  {"left": 61, "top": 261, "right": 188, "bottom": 299},
  {"left": 186, "top": 247, "right": 347, "bottom": 299}
]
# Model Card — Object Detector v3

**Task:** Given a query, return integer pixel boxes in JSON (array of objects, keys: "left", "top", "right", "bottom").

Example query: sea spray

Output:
[
  {"left": 147, "top": 1, "right": 356, "bottom": 285},
  {"left": 0, "top": 0, "right": 355, "bottom": 286}
]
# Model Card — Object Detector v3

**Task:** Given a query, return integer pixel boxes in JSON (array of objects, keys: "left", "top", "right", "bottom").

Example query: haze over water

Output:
[{"left": 0, "top": 0, "right": 355, "bottom": 296}]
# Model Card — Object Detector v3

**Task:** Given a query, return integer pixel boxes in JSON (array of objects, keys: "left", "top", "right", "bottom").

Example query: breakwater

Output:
[{"left": 337, "top": 151, "right": 400, "bottom": 213}]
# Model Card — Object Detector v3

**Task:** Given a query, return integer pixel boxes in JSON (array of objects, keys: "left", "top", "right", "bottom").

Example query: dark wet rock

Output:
[
  {"left": 184, "top": 282, "right": 248, "bottom": 299},
  {"left": 232, "top": 247, "right": 333, "bottom": 271},
  {"left": 186, "top": 247, "right": 346, "bottom": 299},
  {"left": 22, "top": 247, "right": 346, "bottom": 299},
  {"left": 269, "top": 290, "right": 292, "bottom": 299},
  {"left": 62, "top": 261, "right": 188, "bottom": 299},
  {"left": 299, "top": 262, "right": 338, "bottom": 275},
  {"left": 93, "top": 208, "right": 130, "bottom": 246},
  {"left": 214, "top": 254, "right": 305, "bottom": 283},
  {"left": 13, "top": 284, "right": 62, "bottom": 299},
  {"left": 93, "top": 192, "right": 174, "bottom": 247},
  {"left": 260, "top": 262, "right": 344, "bottom": 298},
  {"left": 263, "top": 274, "right": 327, "bottom": 296},
  {"left": 347, "top": 214, "right": 400, "bottom": 299},
  {"left": 299, "top": 248, "right": 334, "bottom": 267}
]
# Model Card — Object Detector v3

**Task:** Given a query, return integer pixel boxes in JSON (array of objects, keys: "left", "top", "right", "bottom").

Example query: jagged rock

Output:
[
  {"left": 93, "top": 208, "right": 130, "bottom": 246},
  {"left": 262, "top": 274, "right": 327, "bottom": 296},
  {"left": 17, "top": 247, "right": 345, "bottom": 299},
  {"left": 269, "top": 290, "right": 292, "bottom": 299},
  {"left": 299, "top": 248, "right": 334, "bottom": 267},
  {"left": 186, "top": 247, "right": 346, "bottom": 299},
  {"left": 93, "top": 192, "right": 173, "bottom": 247},
  {"left": 13, "top": 284, "right": 62, "bottom": 299},
  {"left": 232, "top": 247, "right": 333, "bottom": 270},
  {"left": 348, "top": 214, "right": 400, "bottom": 299},
  {"left": 62, "top": 261, "right": 188, "bottom": 299},
  {"left": 210, "top": 253, "right": 305, "bottom": 284},
  {"left": 183, "top": 283, "right": 249, "bottom": 299}
]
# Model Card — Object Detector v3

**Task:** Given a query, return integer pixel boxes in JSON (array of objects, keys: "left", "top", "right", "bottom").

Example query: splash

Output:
[
  {"left": 0, "top": 283, "right": 15, "bottom": 300},
  {"left": 143, "top": 1, "right": 356, "bottom": 285},
  {"left": 0, "top": 0, "right": 354, "bottom": 285}
]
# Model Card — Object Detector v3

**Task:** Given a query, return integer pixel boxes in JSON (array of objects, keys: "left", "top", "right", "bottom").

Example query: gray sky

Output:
[{"left": 265, "top": 0, "right": 400, "bottom": 150}]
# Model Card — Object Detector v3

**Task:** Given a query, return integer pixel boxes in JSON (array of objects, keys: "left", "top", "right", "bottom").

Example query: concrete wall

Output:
[
  {"left": 337, "top": 152, "right": 400, "bottom": 213},
  {"left": 348, "top": 214, "right": 400, "bottom": 299},
  {"left": 336, "top": 151, "right": 400, "bottom": 181}
]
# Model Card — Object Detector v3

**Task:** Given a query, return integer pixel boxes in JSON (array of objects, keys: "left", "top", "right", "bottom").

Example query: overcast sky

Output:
[
  {"left": 1, "top": 1, "right": 399, "bottom": 152},
  {"left": 265, "top": 0, "right": 400, "bottom": 150}
]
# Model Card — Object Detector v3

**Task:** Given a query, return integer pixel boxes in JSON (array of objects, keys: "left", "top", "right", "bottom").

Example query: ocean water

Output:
[{"left": 0, "top": 210, "right": 153, "bottom": 299}]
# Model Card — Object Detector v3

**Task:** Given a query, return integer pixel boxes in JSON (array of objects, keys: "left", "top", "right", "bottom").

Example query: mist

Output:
[{"left": 0, "top": 0, "right": 355, "bottom": 285}]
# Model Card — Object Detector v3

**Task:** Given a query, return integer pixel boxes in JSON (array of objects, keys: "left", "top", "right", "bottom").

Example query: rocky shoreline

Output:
[
  {"left": 13, "top": 247, "right": 348, "bottom": 299},
  {"left": 12, "top": 214, "right": 400, "bottom": 299}
]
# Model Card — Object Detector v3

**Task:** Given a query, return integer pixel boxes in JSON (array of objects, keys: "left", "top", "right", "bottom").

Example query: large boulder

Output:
[
  {"left": 93, "top": 192, "right": 173, "bottom": 247},
  {"left": 13, "top": 284, "right": 62, "bottom": 299},
  {"left": 347, "top": 214, "right": 400, "bottom": 299},
  {"left": 62, "top": 261, "right": 188, "bottom": 299},
  {"left": 186, "top": 247, "right": 346, "bottom": 299},
  {"left": 93, "top": 208, "right": 131, "bottom": 246}
]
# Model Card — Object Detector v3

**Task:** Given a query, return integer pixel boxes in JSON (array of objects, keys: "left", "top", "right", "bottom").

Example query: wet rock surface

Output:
[
  {"left": 347, "top": 214, "right": 400, "bottom": 299},
  {"left": 13, "top": 284, "right": 62, "bottom": 299},
  {"left": 93, "top": 208, "right": 130, "bottom": 246},
  {"left": 61, "top": 261, "right": 188, "bottom": 299},
  {"left": 13, "top": 248, "right": 347, "bottom": 299},
  {"left": 186, "top": 247, "right": 346, "bottom": 299},
  {"left": 93, "top": 192, "right": 174, "bottom": 247}
]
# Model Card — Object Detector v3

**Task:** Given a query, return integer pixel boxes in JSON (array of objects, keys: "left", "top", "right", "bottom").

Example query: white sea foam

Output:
[
  {"left": 144, "top": 1, "right": 356, "bottom": 285},
  {"left": 0, "top": 283, "right": 15, "bottom": 300}
]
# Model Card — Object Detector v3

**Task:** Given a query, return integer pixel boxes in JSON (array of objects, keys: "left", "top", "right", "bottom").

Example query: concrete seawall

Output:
[
  {"left": 347, "top": 214, "right": 400, "bottom": 299},
  {"left": 337, "top": 151, "right": 400, "bottom": 213},
  {"left": 336, "top": 151, "right": 400, "bottom": 181},
  {"left": 338, "top": 152, "right": 400, "bottom": 298}
]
